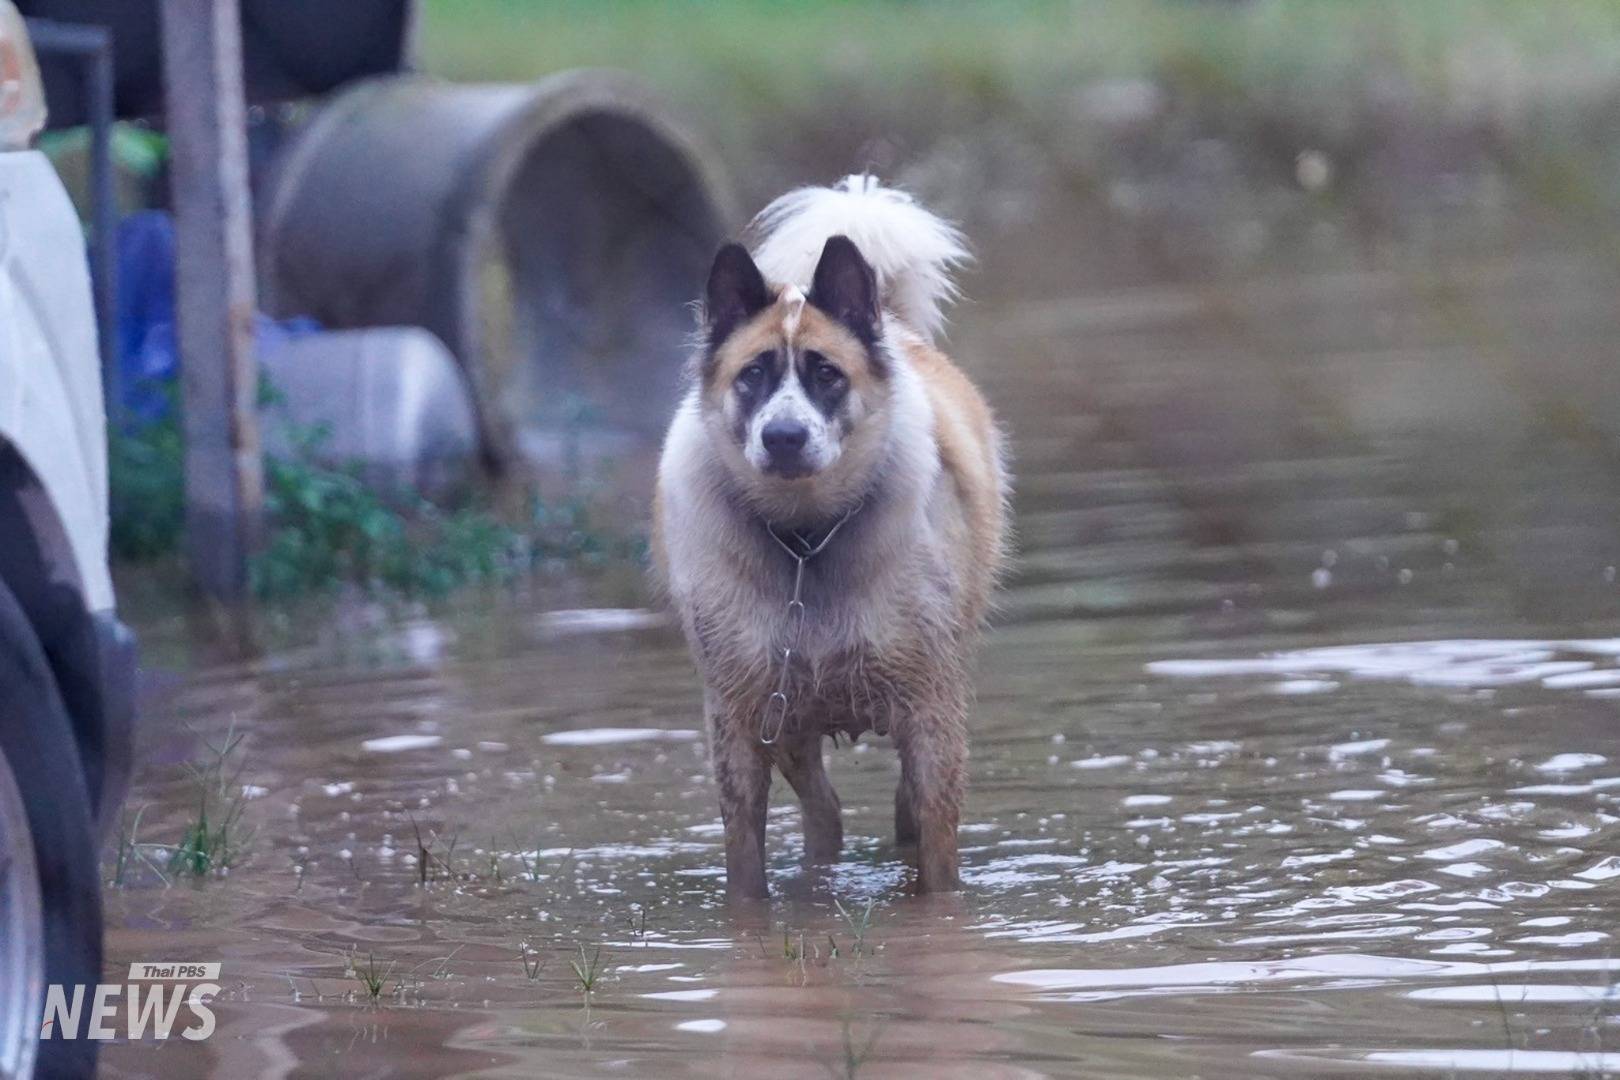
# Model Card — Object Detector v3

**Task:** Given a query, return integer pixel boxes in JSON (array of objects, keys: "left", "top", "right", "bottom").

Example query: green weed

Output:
[
  {"left": 168, "top": 719, "right": 252, "bottom": 878},
  {"left": 347, "top": 948, "right": 395, "bottom": 1005},
  {"left": 569, "top": 943, "right": 605, "bottom": 994},
  {"left": 109, "top": 380, "right": 635, "bottom": 600},
  {"left": 108, "top": 402, "right": 185, "bottom": 562},
  {"left": 408, "top": 815, "right": 466, "bottom": 885},
  {"left": 833, "top": 897, "right": 877, "bottom": 958},
  {"left": 519, "top": 944, "right": 545, "bottom": 982},
  {"left": 109, "top": 805, "right": 169, "bottom": 887},
  {"left": 822, "top": 1011, "right": 888, "bottom": 1080}
]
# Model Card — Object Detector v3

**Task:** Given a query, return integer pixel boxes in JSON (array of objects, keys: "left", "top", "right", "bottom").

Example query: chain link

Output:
[{"left": 758, "top": 504, "right": 860, "bottom": 744}]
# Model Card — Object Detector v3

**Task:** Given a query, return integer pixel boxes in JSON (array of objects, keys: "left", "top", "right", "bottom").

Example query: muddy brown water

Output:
[{"left": 104, "top": 257, "right": 1620, "bottom": 1078}]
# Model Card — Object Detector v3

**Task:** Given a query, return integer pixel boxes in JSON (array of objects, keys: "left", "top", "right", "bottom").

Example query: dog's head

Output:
[{"left": 698, "top": 235, "right": 892, "bottom": 518}]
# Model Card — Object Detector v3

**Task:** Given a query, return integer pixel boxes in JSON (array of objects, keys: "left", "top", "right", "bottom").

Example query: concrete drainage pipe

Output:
[{"left": 260, "top": 70, "right": 734, "bottom": 474}]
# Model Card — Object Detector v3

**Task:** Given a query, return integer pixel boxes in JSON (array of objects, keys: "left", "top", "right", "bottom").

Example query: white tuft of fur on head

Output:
[{"left": 748, "top": 175, "right": 969, "bottom": 341}]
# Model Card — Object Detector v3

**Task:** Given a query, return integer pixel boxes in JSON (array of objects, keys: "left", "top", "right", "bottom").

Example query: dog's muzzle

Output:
[{"left": 761, "top": 419, "right": 813, "bottom": 477}]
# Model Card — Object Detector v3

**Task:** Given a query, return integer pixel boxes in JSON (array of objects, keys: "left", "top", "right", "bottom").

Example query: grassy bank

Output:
[
  {"left": 110, "top": 401, "right": 639, "bottom": 601},
  {"left": 420, "top": 1, "right": 1620, "bottom": 288},
  {"left": 419, "top": 1, "right": 1620, "bottom": 103}
]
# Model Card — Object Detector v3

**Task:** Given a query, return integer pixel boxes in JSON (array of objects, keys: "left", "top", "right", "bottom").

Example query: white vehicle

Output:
[{"left": 0, "top": 5, "right": 135, "bottom": 1078}]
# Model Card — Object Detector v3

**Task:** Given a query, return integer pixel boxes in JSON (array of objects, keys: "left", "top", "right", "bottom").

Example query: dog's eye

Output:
[
  {"left": 735, "top": 359, "right": 768, "bottom": 394},
  {"left": 810, "top": 357, "right": 845, "bottom": 390}
]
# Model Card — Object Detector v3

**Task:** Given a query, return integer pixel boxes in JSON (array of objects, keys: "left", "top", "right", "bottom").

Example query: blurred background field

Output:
[
  {"left": 76, "top": 1, "right": 1620, "bottom": 612},
  {"left": 405, "top": 0, "right": 1620, "bottom": 631},
  {"left": 421, "top": 0, "right": 1620, "bottom": 292}
]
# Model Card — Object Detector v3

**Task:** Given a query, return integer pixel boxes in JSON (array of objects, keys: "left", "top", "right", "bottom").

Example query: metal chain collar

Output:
[{"left": 758, "top": 503, "right": 860, "bottom": 744}]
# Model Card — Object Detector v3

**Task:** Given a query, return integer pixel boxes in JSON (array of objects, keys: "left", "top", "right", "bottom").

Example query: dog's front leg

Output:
[
  {"left": 710, "top": 698, "right": 773, "bottom": 901},
  {"left": 894, "top": 696, "right": 968, "bottom": 894}
]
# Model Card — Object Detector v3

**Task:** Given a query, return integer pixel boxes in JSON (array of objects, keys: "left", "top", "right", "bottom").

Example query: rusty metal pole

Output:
[{"left": 159, "top": 0, "right": 263, "bottom": 599}]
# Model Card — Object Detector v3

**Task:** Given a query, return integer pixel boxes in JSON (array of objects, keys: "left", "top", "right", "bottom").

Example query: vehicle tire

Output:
[
  {"left": 0, "top": 575, "right": 100, "bottom": 1079},
  {"left": 0, "top": 744, "right": 45, "bottom": 1080}
]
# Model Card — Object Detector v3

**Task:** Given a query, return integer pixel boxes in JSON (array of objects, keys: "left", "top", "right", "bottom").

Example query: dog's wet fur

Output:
[{"left": 654, "top": 176, "right": 1010, "bottom": 899}]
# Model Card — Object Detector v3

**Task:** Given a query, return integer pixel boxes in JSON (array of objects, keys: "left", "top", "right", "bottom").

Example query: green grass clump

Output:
[
  {"left": 170, "top": 795, "right": 242, "bottom": 877},
  {"left": 251, "top": 433, "right": 513, "bottom": 599},
  {"left": 108, "top": 384, "right": 636, "bottom": 600},
  {"left": 108, "top": 406, "right": 185, "bottom": 561},
  {"left": 107, "top": 718, "right": 253, "bottom": 885},
  {"left": 519, "top": 944, "right": 546, "bottom": 982},
  {"left": 833, "top": 896, "right": 877, "bottom": 958},
  {"left": 569, "top": 943, "right": 606, "bottom": 994},
  {"left": 347, "top": 948, "right": 395, "bottom": 1005},
  {"left": 109, "top": 805, "right": 168, "bottom": 886},
  {"left": 168, "top": 720, "right": 251, "bottom": 878},
  {"left": 252, "top": 471, "right": 630, "bottom": 601}
]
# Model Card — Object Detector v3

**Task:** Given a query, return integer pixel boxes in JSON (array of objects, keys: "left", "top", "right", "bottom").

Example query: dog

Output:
[{"left": 653, "top": 175, "right": 1009, "bottom": 899}]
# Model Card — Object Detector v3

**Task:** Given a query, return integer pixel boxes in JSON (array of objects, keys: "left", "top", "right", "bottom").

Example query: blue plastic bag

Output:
[{"left": 115, "top": 210, "right": 318, "bottom": 425}]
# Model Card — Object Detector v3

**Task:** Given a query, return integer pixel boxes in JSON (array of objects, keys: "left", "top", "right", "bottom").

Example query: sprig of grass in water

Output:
[
  {"left": 1487, "top": 964, "right": 1521, "bottom": 1055},
  {"left": 347, "top": 948, "right": 395, "bottom": 1005},
  {"left": 290, "top": 848, "right": 311, "bottom": 892},
  {"left": 833, "top": 896, "right": 877, "bottom": 957},
  {"left": 519, "top": 944, "right": 546, "bottom": 982},
  {"left": 408, "top": 814, "right": 465, "bottom": 884},
  {"left": 511, "top": 834, "right": 549, "bottom": 883},
  {"left": 783, "top": 930, "right": 812, "bottom": 984},
  {"left": 110, "top": 805, "right": 142, "bottom": 886},
  {"left": 109, "top": 805, "right": 170, "bottom": 887},
  {"left": 1574, "top": 956, "right": 1619, "bottom": 1079},
  {"left": 821, "top": 1011, "right": 887, "bottom": 1080},
  {"left": 406, "top": 945, "right": 463, "bottom": 984},
  {"left": 570, "top": 943, "right": 605, "bottom": 994},
  {"left": 169, "top": 719, "right": 252, "bottom": 877}
]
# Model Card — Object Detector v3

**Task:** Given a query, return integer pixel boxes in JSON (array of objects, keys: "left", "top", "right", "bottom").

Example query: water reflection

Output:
[
  {"left": 105, "top": 264, "right": 1620, "bottom": 1076},
  {"left": 1150, "top": 637, "right": 1620, "bottom": 692}
]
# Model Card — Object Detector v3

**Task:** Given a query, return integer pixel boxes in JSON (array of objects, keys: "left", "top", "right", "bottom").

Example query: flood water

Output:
[{"left": 104, "top": 254, "right": 1620, "bottom": 1078}]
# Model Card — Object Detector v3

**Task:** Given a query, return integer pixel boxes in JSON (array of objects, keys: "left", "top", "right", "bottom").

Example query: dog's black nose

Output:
[{"left": 762, "top": 419, "right": 809, "bottom": 462}]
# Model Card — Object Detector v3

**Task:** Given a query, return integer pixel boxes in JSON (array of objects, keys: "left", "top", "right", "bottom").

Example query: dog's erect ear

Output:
[
  {"left": 706, "top": 243, "right": 770, "bottom": 348},
  {"left": 809, "top": 235, "right": 880, "bottom": 346}
]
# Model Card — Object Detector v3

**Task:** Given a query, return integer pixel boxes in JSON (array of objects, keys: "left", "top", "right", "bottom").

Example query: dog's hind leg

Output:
[
  {"left": 777, "top": 734, "right": 843, "bottom": 864},
  {"left": 710, "top": 699, "right": 773, "bottom": 901},
  {"left": 895, "top": 696, "right": 968, "bottom": 894}
]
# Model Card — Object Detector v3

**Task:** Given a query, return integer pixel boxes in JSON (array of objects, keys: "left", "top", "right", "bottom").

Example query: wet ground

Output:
[{"left": 104, "top": 254, "right": 1620, "bottom": 1078}]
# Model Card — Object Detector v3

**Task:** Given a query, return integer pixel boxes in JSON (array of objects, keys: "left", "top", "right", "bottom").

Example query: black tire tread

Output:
[{"left": 0, "top": 576, "right": 101, "bottom": 1079}]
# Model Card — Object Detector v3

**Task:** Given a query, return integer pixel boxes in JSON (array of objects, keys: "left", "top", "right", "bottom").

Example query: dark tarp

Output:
[{"left": 17, "top": 0, "right": 414, "bottom": 128}]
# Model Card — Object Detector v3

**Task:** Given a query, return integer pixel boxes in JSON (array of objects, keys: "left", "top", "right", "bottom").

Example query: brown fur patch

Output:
[{"left": 905, "top": 340, "right": 1009, "bottom": 625}]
